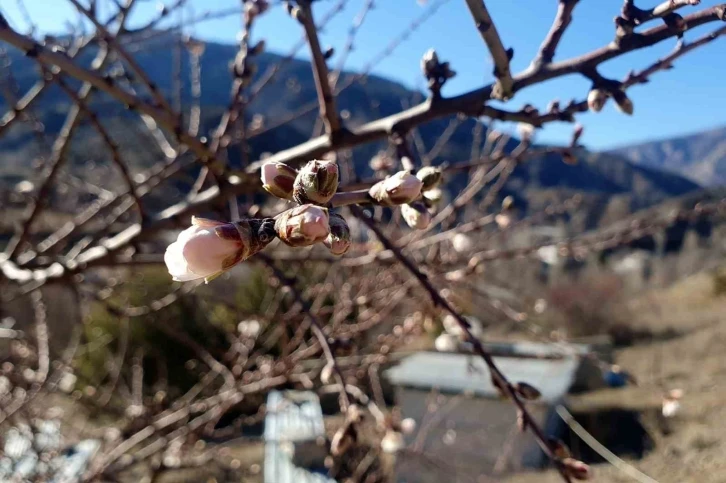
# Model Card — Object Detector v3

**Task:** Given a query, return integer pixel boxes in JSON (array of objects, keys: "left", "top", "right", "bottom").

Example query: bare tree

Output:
[{"left": 1, "top": 1, "right": 725, "bottom": 481}]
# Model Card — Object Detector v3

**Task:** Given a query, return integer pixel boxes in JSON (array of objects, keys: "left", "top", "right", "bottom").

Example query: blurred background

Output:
[{"left": 1, "top": 1, "right": 726, "bottom": 482}]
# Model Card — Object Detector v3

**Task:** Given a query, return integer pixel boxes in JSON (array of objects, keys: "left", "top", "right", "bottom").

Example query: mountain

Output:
[
  {"left": 609, "top": 126, "right": 726, "bottom": 186},
  {"left": 0, "top": 34, "right": 701, "bottom": 225}
]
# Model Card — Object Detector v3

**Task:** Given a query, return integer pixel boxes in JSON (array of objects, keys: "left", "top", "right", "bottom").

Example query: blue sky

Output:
[{"left": 1, "top": 0, "right": 724, "bottom": 150}]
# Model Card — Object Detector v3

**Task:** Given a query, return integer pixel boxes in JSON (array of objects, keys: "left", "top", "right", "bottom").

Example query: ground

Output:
[{"left": 507, "top": 271, "right": 726, "bottom": 483}]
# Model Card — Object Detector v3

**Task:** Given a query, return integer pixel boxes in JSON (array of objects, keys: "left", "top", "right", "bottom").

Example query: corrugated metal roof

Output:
[
  {"left": 264, "top": 390, "right": 335, "bottom": 483},
  {"left": 384, "top": 352, "right": 579, "bottom": 403}
]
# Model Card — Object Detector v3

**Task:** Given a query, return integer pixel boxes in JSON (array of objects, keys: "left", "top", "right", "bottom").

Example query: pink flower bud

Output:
[
  {"left": 612, "top": 90, "right": 634, "bottom": 115},
  {"left": 293, "top": 159, "right": 339, "bottom": 204},
  {"left": 261, "top": 161, "right": 297, "bottom": 200},
  {"left": 324, "top": 213, "right": 351, "bottom": 255},
  {"left": 369, "top": 171, "right": 423, "bottom": 206},
  {"left": 165, "top": 217, "right": 275, "bottom": 282},
  {"left": 401, "top": 202, "right": 431, "bottom": 230},
  {"left": 275, "top": 204, "right": 330, "bottom": 247}
]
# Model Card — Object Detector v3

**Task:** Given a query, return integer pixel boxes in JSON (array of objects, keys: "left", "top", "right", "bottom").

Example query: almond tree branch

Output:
[
  {"left": 531, "top": 0, "right": 579, "bottom": 69},
  {"left": 260, "top": 254, "right": 353, "bottom": 412},
  {"left": 623, "top": 0, "right": 701, "bottom": 26},
  {"left": 296, "top": 0, "right": 342, "bottom": 135},
  {"left": 464, "top": 0, "right": 514, "bottom": 100},
  {"left": 350, "top": 205, "right": 573, "bottom": 482}
]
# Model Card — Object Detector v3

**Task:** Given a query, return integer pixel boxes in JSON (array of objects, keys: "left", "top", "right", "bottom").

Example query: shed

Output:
[
  {"left": 384, "top": 351, "right": 581, "bottom": 481},
  {"left": 264, "top": 390, "right": 334, "bottom": 483}
]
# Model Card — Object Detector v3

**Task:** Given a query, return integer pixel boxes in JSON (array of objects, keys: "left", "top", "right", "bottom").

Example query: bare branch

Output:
[
  {"left": 464, "top": 0, "right": 514, "bottom": 100},
  {"left": 531, "top": 0, "right": 579, "bottom": 69}
]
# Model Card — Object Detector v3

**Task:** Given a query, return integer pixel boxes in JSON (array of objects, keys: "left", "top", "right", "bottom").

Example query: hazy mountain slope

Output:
[{"left": 609, "top": 126, "right": 726, "bottom": 186}]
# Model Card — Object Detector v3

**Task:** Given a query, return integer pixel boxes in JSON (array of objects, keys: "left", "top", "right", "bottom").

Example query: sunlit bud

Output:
[
  {"left": 587, "top": 88, "right": 608, "bottom": 112},
  {"left": 434, "top": 333, "right": 459, "bottom": 352},
  {"left": 381, "top": 430, "right": 405, "bottom": 453},
  {"left": 517, "top": 122, "right": 535, "bottom": 143},
  {"left": 293, "top": 159, "right": 339, "bottom": 205},
  {"left": 562, "top": 458, "right": 591, "bottom": 480},
  {"left": 612, "top": 90, "right": 634, "bottom": 115},
  {"left": 501, "top": 195, "right": 515, "bottom": 211},
  {"left": 274, "top": 204, "right": 330, "bottom": 247},
  {"left": 369, "top": 171, "right": 423, "bottom": 206},
  {"left": 416, "top": 166, "right": 443, "bottom": 191},
  {"left": 261, "top": 161, "right": 297, "bottom": 200},
  {"left": 422, "top": 187, "right": 443, "bottom": 204},
  {"left": 400, "top": 418, "right": 417, "bottom": 435},
  {"left": 245, "top": 0, "right": 269, "bottom": 20},
  {"left": 324, "top": 213, "right": 351, "bottom": 255},
  {"left": 165, "top": 217, "right": 276, "bottom": 282},
  {"left": 513, "top": 382, "right": 542, "bottom": 400},
  {"left": 495, "top": 213, "right": 512, "bottom": 229},
  {"left": 443, "top": 314, "right": 482, "bottom": 339},
  {"left": 420, "top": 48, "right": 439, "bottom": 77},
  {"left": 320, "top": 361, "right": 334, "bottom": 385},
  {"left": 452, "top": 233, "right": 473, "bottom": 253},
  {"left": 401, "top": 202, "right": 431, "bottom": 230}
]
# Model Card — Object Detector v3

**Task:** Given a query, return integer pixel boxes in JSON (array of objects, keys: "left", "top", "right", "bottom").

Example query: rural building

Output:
[{"left": 384, "top": 345, "right": 593, "bottom": 481}]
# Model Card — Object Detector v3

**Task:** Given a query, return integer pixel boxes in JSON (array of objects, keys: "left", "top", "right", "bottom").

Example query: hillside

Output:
[
  {"left": 0, "top": 34, "right": 701, "bottom": 222},
  {"left": 609, "top": 126, "right": 726, "bottom": 186}
]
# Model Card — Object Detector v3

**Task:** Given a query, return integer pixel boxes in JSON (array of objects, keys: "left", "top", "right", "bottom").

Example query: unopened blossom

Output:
[
  {"left": 562, "top": 458, "right": 591, "bottom": 480},
  {"left": 165, "top": 217, "right": 275, "bottom": 282},
  {"left": 422, "top": 187, "right": 443, "bottom": 204},
  {"left": 261, "top": 161, "right": 297, "bottom": 200},
  {"left": 517, "top": 122, "right": 535, "bottom": 143},
  {"left": 416, "top": 166, "right": 443, "bottom": 191},
  {"left": 401, "top": 202, "right": 431, "bottom": 230},
  {"left": 275, "top": 204, "right": 330, "bottom": 247},
  {"left": 452, "top": 233, "right": 473, "bottom": 253},
  {"left": 587, "top": 88, "right": 608, "bottom": 112},
  {"left": 434, "top": 333, "right": 459, "bottom": 352},
  {"left": 400, "top": 418, "right": 417, "bottom": 435},
  {"left": 324, "top": 213, "right": 351, "bottom": 255},
  {"left": 293, "top": 159, "right": 339, "bottom": 204},
  {"left": 613, "top": 90, "right": 634, "bottom": 115},
  {"left": 443, "top": 314, "right": 483, "bottom": 339},
  {"left": 369, "top": 171, "right": 423, "bottom": 206},
  {"left": 381, "top": 430, "right": 405, "bottom": 454}
]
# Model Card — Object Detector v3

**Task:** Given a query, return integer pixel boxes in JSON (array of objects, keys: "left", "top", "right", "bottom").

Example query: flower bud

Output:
[
  {"left": 293, "top": 159, "right": 339, "bottom": 205},
  {"left": 369, "top": 171, "right": 423, "bottom": 206},
  {"left": 612, "top": 90, "right": 634, "bottom": 115},
  {"left": 517, "top": 122, "right": 535, "bottom": 143},
  {"left": 261, "top": 161, "right": 297, "bottom": 200},
  {"left": 587, "top": 88, "right": 608, "bottom": 112},
  {"left": 416, "top": 166, "right": 443, "bottom": 191},
  {"left": 422, "top": 187, "right": 443, "bottom": 204},
  {"left": 324, "top": 213, "right": 351, "bottom": 255},
  {"left": 400, "top": 418, "right": 416, "bottom": 435},
  {"left": 401, "top": 202, "right": 431, "bottom": 230},
  {"left": 452, "top": 233, "right": 473, "bottom": 253},
  {"left": 434, "top": 333, "right": 459, "bottom": 352},
  {"left": 165, "top": 216, "right": 276, "bottom": 282},
  {"left": 562, "top": 458, "right": 591, "bottom": 480},
  {"left": 275, "top": 204, "right": 330, "bottom": 247},
  {"left": 513, "top": 382, "right": 542, "bottom": 400},
  {"left": 381, "top": 430, "right": 405, "bottom": 454},
  {"left": 420, "top": 48, "right": 439, "bottom": 78}
]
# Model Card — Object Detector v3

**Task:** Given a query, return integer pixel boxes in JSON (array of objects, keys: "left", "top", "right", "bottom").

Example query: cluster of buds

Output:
[
  {"left": 165, "top": 216, "right": 276, "bottom": 283},
  {"left": 420, "top": 49, "right": 456, "bottom": 96},
  {"left": 369, "top": 170, "right": 423, "bottom": 206}
]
